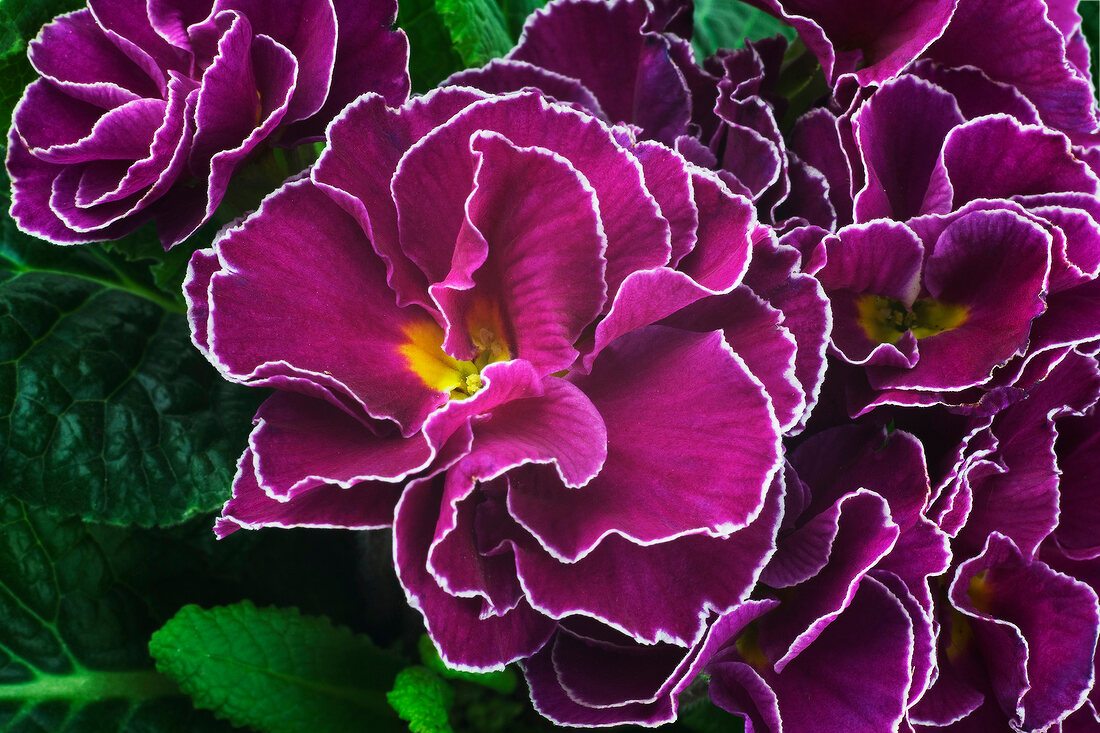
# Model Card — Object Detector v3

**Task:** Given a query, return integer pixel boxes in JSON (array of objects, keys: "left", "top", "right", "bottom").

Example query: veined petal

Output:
[
  {"left": 431, "top": 132, "right": 607, "bottom": 375},
  {"left": 249, "top": 392, "right": 433, "bottom": 498},
  {"left": 508, "top": 326, "right": 781, "bottom": 561},
  {"left": 195, "top": 177, "right": 450, "bottom": 434}
]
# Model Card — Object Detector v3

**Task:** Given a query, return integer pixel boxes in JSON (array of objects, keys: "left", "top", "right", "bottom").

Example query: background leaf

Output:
[
  {"left": 398, "top": 0, "right": 466, "bottom": 92},
  {"left": 691, "top": 0, "right": 795, "bottom": 59},
  {"left": 150, "top": 602, "right": 406, "bottom": 733},
  {"left": 0, "top": 497, "right": 231, "bottom": 732},
  {"left": 417, "top": 635, "right": 516, "bottom": 695},
  {"left": 0, "top": 217, "right": 264, "bottom": 526},
  {"left": 0, "top": 492, "right": 376, "bottom": 732},
  {"left": 387, "top": 666, "right": 454, "bottom": 733},
  {"left": 498, "top": 0, "right": 546, "bottom": 40},
  {"left": 435, "top": 0, "right": 514, "bottom": 67}
]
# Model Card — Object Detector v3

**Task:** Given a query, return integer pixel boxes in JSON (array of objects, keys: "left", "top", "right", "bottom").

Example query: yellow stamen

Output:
[{"left": 856, "top": 294, "right": 969, "bottom": 344}]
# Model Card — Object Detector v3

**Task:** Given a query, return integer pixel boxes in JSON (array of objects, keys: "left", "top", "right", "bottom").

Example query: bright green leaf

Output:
[
  {"left": 398, "top": 0, "right": 465, "bottom": 92},
  {"left": 150, "top": 602, "right": 405, "bottom": 733},
  {"left": 387, "top": 666, "right": 453, "bottom": 733},
  {"left": 0, "top": 496, "right": 232, "bottom": 732},
  {"left": 435, "top": 0, "right": 514, "bottom": 67},
  {"left": 691, "top": 0, "right": 795, "bottom": 59},
  {"left": 417, "top": 635, "right": 516, "bottom": 695}
]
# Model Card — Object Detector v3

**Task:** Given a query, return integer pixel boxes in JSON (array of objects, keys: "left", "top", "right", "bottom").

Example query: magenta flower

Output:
[
  {"left": 444, "top": 0, "right": 703, "bottom": 145},
  {"left": 6, "top": 0, "right": 409, "bottom": 247},
  {"left": 186, "top": 87, "right": 830, "bottom": 722},
  {"left": 793, "top": 70, "right": 1100, "bottom": 415},
  {"left": 741, "top": 0, "right": 1098, "bottom": 139},
  {"left": 697, "top": 426, "right": 951, "bottom": 731}
]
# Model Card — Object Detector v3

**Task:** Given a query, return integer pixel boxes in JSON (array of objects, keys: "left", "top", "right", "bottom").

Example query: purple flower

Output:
[
  {"left": 186, "top": 87, "right": 830, "bottom": 723},
  {"left": 444, "top": 0, "right": 702, "bottom": 145},
  {"left": 795, "top": 70, "right": 1100, "bottom": 414},
  {"left": 697, "top": 427, "right": 951, "bottom": 731},
  {"left": 814, "top": 210, "right": 1052, "bottom": 413},
  {"left": 913, "top": 533, "right": 1099, "bottom": 731},
  {"left": 741, "top": 0, "right": 1098, "bottom": 139},
  {"left": 7, "top": 0, "right": 409, "bottom": 247}
]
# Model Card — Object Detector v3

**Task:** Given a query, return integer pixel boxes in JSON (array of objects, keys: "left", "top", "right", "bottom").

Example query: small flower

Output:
[{"left": 6, "top": 0, "right": 409, "bottom": 247}]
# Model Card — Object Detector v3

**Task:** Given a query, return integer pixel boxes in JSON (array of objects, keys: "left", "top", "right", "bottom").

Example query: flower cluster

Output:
[{"left": 8, "top": 0, "right": 1100, "bottom": 730}]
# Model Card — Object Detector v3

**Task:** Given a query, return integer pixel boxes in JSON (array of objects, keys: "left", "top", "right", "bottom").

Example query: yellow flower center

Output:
[
  {"left": 856, "top": 294, "right": 969, "bottom": 344},
  {"left": 399, "top": 300, "right": 512, "bottom": 400}
]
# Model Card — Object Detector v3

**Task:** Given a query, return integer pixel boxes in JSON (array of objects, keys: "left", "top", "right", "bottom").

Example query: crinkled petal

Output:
[
  {"left": 508, "top": 326, "right": 781, "bottom": 561},
  {"left": 312, "top": 87, "right": 489, "bottom": 309},
  {"left": 430, "top": 131, "right": 607, "bottom": 374},
  {"left": 444, "top": 59, "right": 606, "bottom": 119},
  {"left": 249, "top": 391, "right": 433, "bottom": 498},
  {"left": 942, "top": 115, "right": 1100, "bottom": 207},
  {"left": 393, "top": 472, "right": 556, "bottom": 671},
  {"left": 510, "top": 0, "right": 690, "bottom": 142},
  {"left": 216, "top": 448, "right": 403, "bottom": 537},
  {"left": 852, "top": 74, "right": 963, "bottom": 222},
  {"left": 950, "top": 533, "right": 1100, "bottom": 730},
  {"left": 927, "top": 0, "right": 1099, "bottom": 136},
  {"left": 195, "top": 177, "right": 448, "bottom": 434},
  {"left": 389, "top": 91, "right": 669, "bottom": 300},
  {"left": 29, "top": 9, "right": 160, "bottom": 104},
  {"left": 757, "top": 490, "right": 899, "bottom": 669},
  {"left": 511, "top": 470, "right": 783, "bottom": 647}
]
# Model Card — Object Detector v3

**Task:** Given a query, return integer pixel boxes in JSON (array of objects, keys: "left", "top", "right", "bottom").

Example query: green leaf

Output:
[
  {"left": 498, "top": 0, "right": 546, "bottom": 39},
  {"left": 691, "top": 0, "right": 795, "bottom": 59},
  {"left": 387, "top": 666, "right": 454, "bottom": 733},
  {"left": 398, "top": 0, "right": 466, "bottom": 92},
  {"left": 0, "top": 496, "right": 233, "bottom": 732},
  {"left": 0, "top": 216, "right": 263, "bottom": 526},
  {"left": 417, "top": 635, "right": 517, "bottom": 695},
  {"left": 150, "top": 601, "right": 406, "bottom": 733},
  {"left": 435, "top": 0, "right": 514, "bottom": 67}
]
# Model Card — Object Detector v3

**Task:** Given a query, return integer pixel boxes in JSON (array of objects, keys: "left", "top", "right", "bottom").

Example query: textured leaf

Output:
[
  {"left": 387, "top": 666, "right": 454, "bottom": 733},
  {"left": 0, "top": 0, "right": 83, "bottom": 63},
  {"left": 0, "top": 190, "right": 262, "bottom": 526},
  {"left": 692, "top": 0, "right": 795, "bottom": 58},
  {"left": 0, "top": 496, "right": 233, "bottom": 733},
  {"left": 398, "top": 0, "right": 465, "bottom": 92},
  {"left": 435, "top": 0, "right": 514, "bottom": 67},
  {"left": 150, "top": 602, "right": 405, "bottom": 733}
]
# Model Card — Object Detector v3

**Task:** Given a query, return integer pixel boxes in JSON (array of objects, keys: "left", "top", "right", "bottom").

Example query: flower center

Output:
[
  {"left": 400, "top": 304, "right": 512, "bottom": 400},
  {"left": 856, "top": 294, "right": 968, "bottom": 344}
]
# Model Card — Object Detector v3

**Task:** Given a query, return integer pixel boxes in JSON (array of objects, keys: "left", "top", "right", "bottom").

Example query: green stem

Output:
[
  {"left": 86, "top": 248, "right": 187, "bottom": 314},
  {"left": 0, "top": 668, "right": 181, "bottom": 702}
]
